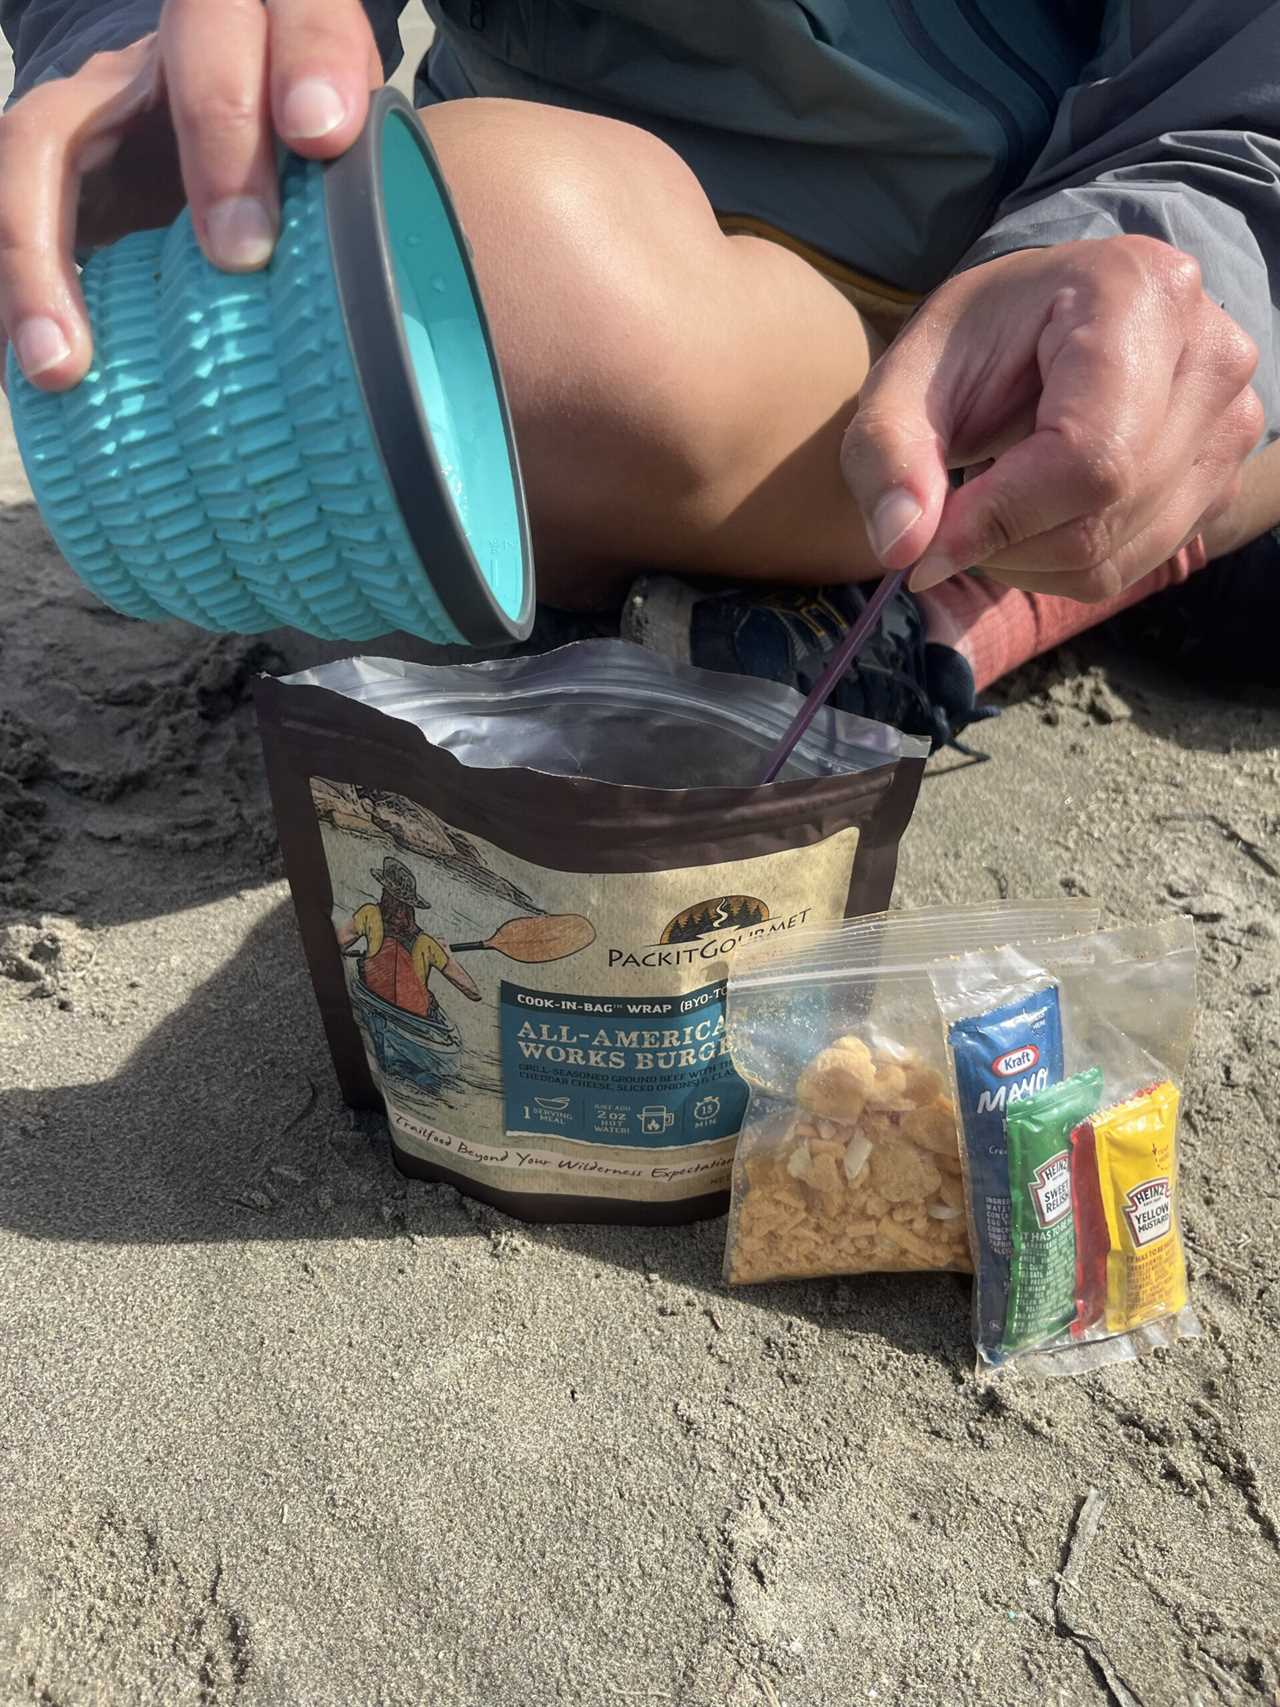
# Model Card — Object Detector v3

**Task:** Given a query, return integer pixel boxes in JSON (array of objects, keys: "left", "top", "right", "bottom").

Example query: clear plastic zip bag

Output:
[
  {"left": 722, "top": 901, "right": 1099, "bottom": 1285},
  {"left": 930, "top": 917, "right": 1200, "bottom": 1379}
]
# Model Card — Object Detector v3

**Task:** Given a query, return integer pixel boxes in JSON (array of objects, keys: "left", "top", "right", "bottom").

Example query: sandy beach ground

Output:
[{"left": 3, "top": 21, "right": 1280, "bottom": 1707}]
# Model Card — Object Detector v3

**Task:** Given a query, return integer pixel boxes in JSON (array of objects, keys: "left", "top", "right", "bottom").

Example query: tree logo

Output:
[{"left": 660, "top": 896, "right": 770, "bottom": 944}]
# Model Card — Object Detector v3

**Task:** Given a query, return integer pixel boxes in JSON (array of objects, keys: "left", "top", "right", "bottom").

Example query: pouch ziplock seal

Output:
[
  {"left": 729, "top": 899, "right": 1100, "bottom": 995},
  {"left": 279, "top": 641, "right": 930, "bottom": 786}
]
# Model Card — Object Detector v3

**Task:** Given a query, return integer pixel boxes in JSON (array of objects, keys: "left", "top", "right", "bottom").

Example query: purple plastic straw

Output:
[{"left": 758, "top": 568, "right": 911, "bottom": 784}]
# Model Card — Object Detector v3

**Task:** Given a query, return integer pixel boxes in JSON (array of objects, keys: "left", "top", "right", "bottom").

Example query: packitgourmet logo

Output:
[
  {"left": 661, "top": 896, "right": 769, "bottom": 943},
  {"left": 607, "top": 895, "right": 814, "bottom": 969}
]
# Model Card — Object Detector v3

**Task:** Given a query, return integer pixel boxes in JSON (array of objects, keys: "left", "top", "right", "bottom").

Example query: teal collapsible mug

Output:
[{"left": 8, "top": 89, "right": 534, "bottom": 646}]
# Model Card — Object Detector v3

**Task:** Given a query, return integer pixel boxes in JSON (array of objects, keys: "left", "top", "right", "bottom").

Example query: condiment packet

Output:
[
  {"left": 1068, "top": 1110, "right": 1110, "bottom": 1337},
  {"left": 932, "top": 920, "right": 1200, "bottom": 1380},
  {"left": 1087, "top": 1080, "right": 1188, "bottom": 1334},
  {"left": 937, "top": 978, "right": 1065, "bottom": 1357},
  {"left": 1004, "top": 1069, "right": 1102, "bottom": 1352}
]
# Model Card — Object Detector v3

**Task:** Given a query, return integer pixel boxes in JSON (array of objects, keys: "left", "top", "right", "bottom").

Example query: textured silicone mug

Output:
[{"left": 7, "top": 89, "right": 534, "bottom": 647}]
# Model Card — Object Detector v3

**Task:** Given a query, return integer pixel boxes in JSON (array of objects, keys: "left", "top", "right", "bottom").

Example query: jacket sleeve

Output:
[
  {"left": 2, "top": 0, "right": 162, "bottom": 98},
  {"left": 2, "top": 0, "right": 409, "bottom": 104},
  {"left": 958, "top": 0, "right": 1280, "bottom": 444}
]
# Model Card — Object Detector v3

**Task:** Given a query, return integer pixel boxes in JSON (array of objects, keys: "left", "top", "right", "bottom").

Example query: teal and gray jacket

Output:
[{"left": 6, "top": 0, "right": 1279, "bottom": 438}]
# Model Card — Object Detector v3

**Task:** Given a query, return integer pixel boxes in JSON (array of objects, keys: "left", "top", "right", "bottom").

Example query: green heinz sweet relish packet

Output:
[{"left": 1003, "top": 1069, "right": 1103, "bottom": 1353}]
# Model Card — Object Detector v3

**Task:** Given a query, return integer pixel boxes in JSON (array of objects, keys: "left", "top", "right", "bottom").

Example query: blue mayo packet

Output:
[{"left": 944, "top": 985, "right": 1064, "bottom": 1355}]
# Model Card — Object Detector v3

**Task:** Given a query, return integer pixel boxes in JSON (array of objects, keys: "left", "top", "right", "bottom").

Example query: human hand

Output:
[
  {"left": 842, "top": 237, "right": 1264, "bottom": 601},
  {"left": 0, "top": 0, "right": 382, "bottom": 390}
]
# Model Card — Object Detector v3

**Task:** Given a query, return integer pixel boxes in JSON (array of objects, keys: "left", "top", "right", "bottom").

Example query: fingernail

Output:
[
  {"left": 281, "top": 77, "right": 347, "bottom": 140},
  {"left": 868, "top": 487, "right": 922, "bottom": 561},
  {"left": 205, "top": 196, "right": 275, "bottom": 270},
  {"left": 14, "top": 316, "right": 71, "bottom": 379},
  {"left": 909, "top": 553, "right": 954, "bottom": 594}
]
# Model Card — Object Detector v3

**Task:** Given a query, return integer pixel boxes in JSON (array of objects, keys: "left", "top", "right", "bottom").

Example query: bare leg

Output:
[
  {"left": 1198, "top": 436, "right": 1280, "bottom": 559},
  {"left": 418, "top": 99, "right": 884, "bottom": 607}
]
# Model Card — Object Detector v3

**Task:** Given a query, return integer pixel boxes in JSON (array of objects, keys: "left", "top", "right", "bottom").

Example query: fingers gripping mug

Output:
[{"left": 8, "top": 90, "right": 534, "bottom": 648}]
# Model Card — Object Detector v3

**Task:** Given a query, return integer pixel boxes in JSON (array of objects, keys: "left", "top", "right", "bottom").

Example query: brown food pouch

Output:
[{"left": 255, "top": 642, "right": 926, "bottom": 1225}]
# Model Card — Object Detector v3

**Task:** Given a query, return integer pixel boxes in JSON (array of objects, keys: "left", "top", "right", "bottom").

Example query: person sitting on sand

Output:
[
  {"left": 1, "top": 1, "right": 1276, "bottom": 742},
  {"left": 337, "top": 856, "right": 480, "bottom": 1019}
]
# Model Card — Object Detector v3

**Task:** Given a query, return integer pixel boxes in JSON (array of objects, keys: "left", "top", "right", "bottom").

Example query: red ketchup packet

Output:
[{"left": 1069, "top": 1116, "right": 1109, "bottom": 1337}]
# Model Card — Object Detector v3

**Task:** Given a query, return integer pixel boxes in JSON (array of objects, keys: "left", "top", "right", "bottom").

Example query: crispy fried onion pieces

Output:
[{"left": 729, "top": 1035, "right": 971, "bottom": 1283}]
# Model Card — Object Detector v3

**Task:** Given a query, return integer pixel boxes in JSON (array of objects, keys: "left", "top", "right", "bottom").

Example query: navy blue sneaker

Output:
[{"left": 621, "top": 575, "right": 997, "bottom": 752}]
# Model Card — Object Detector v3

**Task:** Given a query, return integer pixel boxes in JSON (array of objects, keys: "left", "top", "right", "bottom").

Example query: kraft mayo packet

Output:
[{"left": 935, "top": 979, "right": 1065, "bottom": 1358}]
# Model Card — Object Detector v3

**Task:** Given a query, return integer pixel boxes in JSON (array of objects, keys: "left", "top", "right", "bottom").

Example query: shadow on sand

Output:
[{"left": 2, "top": 898, "right": 970, "bottom": 1370}]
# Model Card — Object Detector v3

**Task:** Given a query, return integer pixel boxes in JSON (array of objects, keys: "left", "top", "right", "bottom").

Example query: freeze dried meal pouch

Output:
[
  {"left": 722, "top": 900, "right": 1099, "bottom": 1284},
  {"left": 255, "top": 640, "right": 927, "bottom": 1224},
  {"left": 1004, "top": 1069, "right": 1102, "bottom": 1353}
]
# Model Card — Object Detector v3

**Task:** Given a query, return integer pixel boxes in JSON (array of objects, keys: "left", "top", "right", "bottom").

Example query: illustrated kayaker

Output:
[{"left": 336, "top": 856, "right": 480, "bottom": 1019}]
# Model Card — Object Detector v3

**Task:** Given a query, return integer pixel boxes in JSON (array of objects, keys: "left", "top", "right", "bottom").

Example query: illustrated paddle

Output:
[{"left": 450, "top": 913, "right": 596, "bottom": 964}]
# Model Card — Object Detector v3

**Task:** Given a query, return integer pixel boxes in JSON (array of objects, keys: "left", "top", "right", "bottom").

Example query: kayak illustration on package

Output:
[
  {"left": 307, "top": 776, "right": 860, "bottom": 1209},
  {"left": 335, "top": 850, "right": 594, "bottom": 1083}
]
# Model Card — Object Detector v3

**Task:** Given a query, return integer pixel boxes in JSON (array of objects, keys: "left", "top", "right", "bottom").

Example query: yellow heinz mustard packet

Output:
[{"left": 1090, "top": 1080, "right": 1188, "bottom": 1333}]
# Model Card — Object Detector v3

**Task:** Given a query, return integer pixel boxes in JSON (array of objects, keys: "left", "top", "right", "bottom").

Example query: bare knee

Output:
[{"left": 418, "top": 100, "right": 748, "bottom": 566}]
